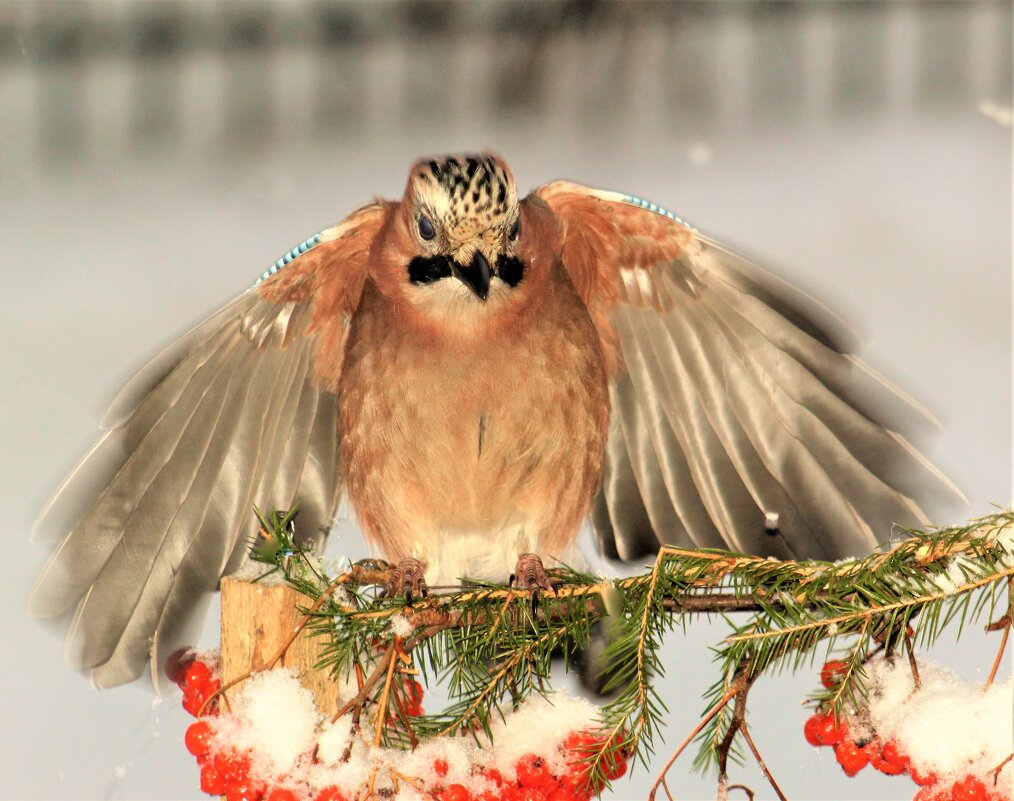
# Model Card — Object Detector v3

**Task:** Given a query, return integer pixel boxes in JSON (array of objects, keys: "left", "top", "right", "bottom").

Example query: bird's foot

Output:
[
  {"left": 509, "top": 553, "right": 559, "bottom": 615},
  {"left": 383, "top": 558, "right": 429, "bottom": 605}
]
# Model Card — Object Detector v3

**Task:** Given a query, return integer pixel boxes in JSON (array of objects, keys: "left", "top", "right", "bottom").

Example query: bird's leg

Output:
[
  {"left": 383, "top": 558, "right": 429, "bottom": 605},
  {"left": 509, "top": 553, "right": 559, "bottom": 615}
]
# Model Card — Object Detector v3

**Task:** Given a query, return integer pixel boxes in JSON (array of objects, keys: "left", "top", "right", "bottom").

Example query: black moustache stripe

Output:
[
  {"left": 408, "top": 255, "right": 454, "bottom": 285},
  {"left": 407, "top": 254, "right": 526, "bottom": 287},
  {"left": 496, "top": 255, "right": 525, "bottom": 287}
]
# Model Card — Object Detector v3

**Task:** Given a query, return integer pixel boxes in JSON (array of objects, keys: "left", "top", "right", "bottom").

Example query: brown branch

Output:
[
  {"left": 373, "top": 639, "right": 402, "bottom": 747},
  {"left": 985, "top": 624, "right": 1010, "bottom": 690},
  {"left": 647, "top": 684, "right": 741, "bottom": 801},
  {"left": 331, "top": 647, "right": 396, "bottom": 724},
  {"left": 740, "top": 722, "right": 787, "bottom": 801},
  {"left": 990, "top": 751, "right": 1014, "bottom": 785},
  {"left": 985, "top": 578, "right": 1013, "bottom": 691},
  {"left": 716, "top": 670, "right": 752, "bottom": 782},
  {"left": 904, "top": 629, "right": 922, "bottom": 690},
  {"left": 709, "top": 665, "right": 788, "bottom": 801},
  {"left": 726, "top": 785, "right": 756, "bottom": 801}
]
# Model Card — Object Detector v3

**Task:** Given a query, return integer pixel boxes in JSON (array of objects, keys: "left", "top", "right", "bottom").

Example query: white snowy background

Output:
[{"left": 1, "top": 2, "right": 1010, "bottom": 799}]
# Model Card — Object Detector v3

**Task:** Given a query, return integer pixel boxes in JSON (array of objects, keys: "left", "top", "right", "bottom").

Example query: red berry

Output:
[
  {"left": 214, "top": 752, "right": 251, "bottom": 784},
  {"left": 185, "top": 661, "right": 213, "bottom": 691},
  {"left": 547, "top": 790, "right": 579, "bottom": 801},
  {"left": 804, "top": 713, "right": 849, "bottom": 746},
  {"left": 880, "top": 740, "right": 911, "bottom": 770},
  {"left": 434, "top": 758, "right": 449, "bottom": 777},
  {"left": 225, "top": 778, "right": 263, "bottom": 801},
  {"left": 834, "top": 740, "right": 870, "bottom": 777},
  {"left": 869, "top": 743, "right": 906, "bottom": 776},
  {"left": 563, "top": 731, "right": 627, "bottom": 782},
  {"left": 604, "top": 751, "right": 627, "bottom": 781},
  {"left": 441, "top": 785, "right": 471, "bottom": 801},
  {"left": 185, "top": 720, "right": 214, "bottom": 757},
  {"left": 913, "top": 787, "right": 951, "bottom": 801},
  {"left": 821, "top": 660, "right": 849, "bottom": 689},
  {"left": 516, "top": 754, "right": 556, "bottom": 791},
  {"left": 910, "top": 765, "right": 940, "bottom": 787},
  {"left": 482, "top": 767, "right": 504, "bottom": 786},
  {"left": 951, "top": 775, "right": 989, "bottom": 801},
  {"left": 200, "top": 763, "right": 226, "bottom": 795},
  {"left": 266, "top": 790, "right": 299, "bottom": 801},
  {"left": 183, "top": 691, "right": 206, "bottom": 718},
  {"left": 803, "top": 715, "right": 825, "bottom": 747},
  {"left": 314, "top": 787, "right": 345, "bottom": 801}
]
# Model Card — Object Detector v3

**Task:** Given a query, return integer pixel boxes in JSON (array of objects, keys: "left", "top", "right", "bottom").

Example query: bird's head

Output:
[{"left": 373, "top": 152, "right": 550, "bottom": 329}]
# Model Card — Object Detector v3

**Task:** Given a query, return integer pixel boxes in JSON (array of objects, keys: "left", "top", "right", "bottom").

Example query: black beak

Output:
[{"left": 455, "top": 251, "right": 491, "bottom": 301}]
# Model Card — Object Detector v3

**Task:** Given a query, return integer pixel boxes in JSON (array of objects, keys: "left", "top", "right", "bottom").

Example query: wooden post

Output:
[{"left": 220, "top": 576, "right": 339, "bottom": 716}]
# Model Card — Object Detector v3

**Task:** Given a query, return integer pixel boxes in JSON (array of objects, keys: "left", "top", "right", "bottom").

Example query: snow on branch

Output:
[{"left": 186, "top": 509, "right": 1014, "bottom": 801}]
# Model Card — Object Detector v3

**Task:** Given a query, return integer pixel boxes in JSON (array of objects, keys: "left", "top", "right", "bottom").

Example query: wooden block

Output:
[{"left": 220, "top": 576, "right": 339, "bottom": 716}]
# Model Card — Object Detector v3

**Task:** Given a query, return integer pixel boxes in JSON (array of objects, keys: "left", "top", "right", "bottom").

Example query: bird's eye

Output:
[
  {"left": 418, "top": 216, "right": 436, "bottom": 241},
  {"left": 508, "top": 217, "right": 520, "bottom": 241}
]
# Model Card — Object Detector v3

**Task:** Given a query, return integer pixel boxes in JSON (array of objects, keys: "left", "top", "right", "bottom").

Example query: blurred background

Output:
[{"left": 2, "top": 1, "right": 1011, "bottom": 799}]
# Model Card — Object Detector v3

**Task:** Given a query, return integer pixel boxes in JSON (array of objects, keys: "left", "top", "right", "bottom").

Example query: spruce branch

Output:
[{"left": 238, "top": 508, "right": 1014, "bottom": 795}]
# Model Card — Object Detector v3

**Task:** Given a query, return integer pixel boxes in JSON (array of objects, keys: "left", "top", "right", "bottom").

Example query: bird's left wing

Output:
[
  {"left": 29, "top": 202, "right": 386, "bottom": 689},
  {"left": 537, "top": 181, "right": 962, "bottom": 563}
]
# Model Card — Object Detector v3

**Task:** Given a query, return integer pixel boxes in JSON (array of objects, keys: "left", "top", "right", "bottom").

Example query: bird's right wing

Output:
[
  {"left": 536, "top": 181, "right": 963, "bottom": 563},
  {"left": 29, "top": 202, "right": 387, "bottom": 689}
]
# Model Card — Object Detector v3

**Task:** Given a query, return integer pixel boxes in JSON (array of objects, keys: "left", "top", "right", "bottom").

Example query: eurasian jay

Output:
[{"left": 30, "top": 153, "right": 960, "bottom": 688}]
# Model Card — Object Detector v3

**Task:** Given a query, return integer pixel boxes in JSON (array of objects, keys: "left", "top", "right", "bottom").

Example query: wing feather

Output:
[
  {"left": 538, "top": 182, "right": 962, "bottom": 561},
  {"left": 30, "top": 203, "right": 386, "bottom": 686},
  {"left": 72, "top": 342, "right": 263, "bottom": 674}
]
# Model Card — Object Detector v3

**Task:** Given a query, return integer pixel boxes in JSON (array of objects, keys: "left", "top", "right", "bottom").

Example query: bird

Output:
[{"left": 29, "top": 152, "right": 962, "bottom": 690}]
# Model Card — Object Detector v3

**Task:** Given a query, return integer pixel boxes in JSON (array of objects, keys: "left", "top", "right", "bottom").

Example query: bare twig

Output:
[
  {"left": 332, "top": 647, "right": 396, "bottom": 724},
  {"left": 740, "top": 722, "right": 787, "bottom": 801},
  {"left": 716, "top": 671, "right": 752, "bottom": 781},
  {"left": 647, "top": 684, "right": 741, "bottom": 801},
  {"left": 984, "top": 579, "right": 1013, "bottom": 691},
  {"left": 990, "top": 751, "right": 1014, "bottom": 785},
  {"left": 726, "top": 785, "right": 756, "bottom": 801},
  {"left": 373, "top": 639, "right": 402, "bottom": 747},
  {"left": 985, "top": 623, "right": 1010, "bottom": 690},
  {"left": 904, "top": 629, "right": 922, "bottom": 690}
]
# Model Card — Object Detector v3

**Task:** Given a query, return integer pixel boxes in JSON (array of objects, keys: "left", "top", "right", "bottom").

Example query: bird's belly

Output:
[
  {"left": 338, "top": 323, "right": 608, "bottom": 582},
  {"left": 379, "top": 381, "right": 575, "bottom": 527}
]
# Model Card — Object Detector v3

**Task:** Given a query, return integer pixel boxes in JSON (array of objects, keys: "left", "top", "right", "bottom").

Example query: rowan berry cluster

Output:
[
  {"left": 177, "top": 657, "right": 627, "bottom": 801},
  {"left": 447, "top": 732, "right": 628, "bottom": 801},
  {"left": 805, "top": 661, "right": 1007, "bottom": 801}
]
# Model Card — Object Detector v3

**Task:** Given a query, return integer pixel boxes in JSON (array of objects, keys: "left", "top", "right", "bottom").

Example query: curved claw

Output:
[
  {"left": 510, "top": 553, "right": 559, "bottom": 615},
  {"left": 385, "top": 558, "right": 428, "bottom": 605}
]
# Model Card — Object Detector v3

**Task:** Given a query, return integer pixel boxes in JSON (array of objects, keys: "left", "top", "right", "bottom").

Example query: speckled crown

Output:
[{"left": 411, "top": 153, "right": 517, "bottom": 240}]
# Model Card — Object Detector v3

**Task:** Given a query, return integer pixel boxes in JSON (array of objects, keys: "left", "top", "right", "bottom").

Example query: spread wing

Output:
[
  {"left": 29, "top": 202, "right": 385, "bottom": 689},
  {"left": 537, "top": 181, "right": 963, "bottom": 562}
]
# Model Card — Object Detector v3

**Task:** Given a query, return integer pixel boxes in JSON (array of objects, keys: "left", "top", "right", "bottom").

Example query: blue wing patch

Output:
[
  {"left": 255, "top": 232, "right": 323, "bottom": 285},
  {"left": 622, "top": 195, "right": 692, "bottom": 229}
]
